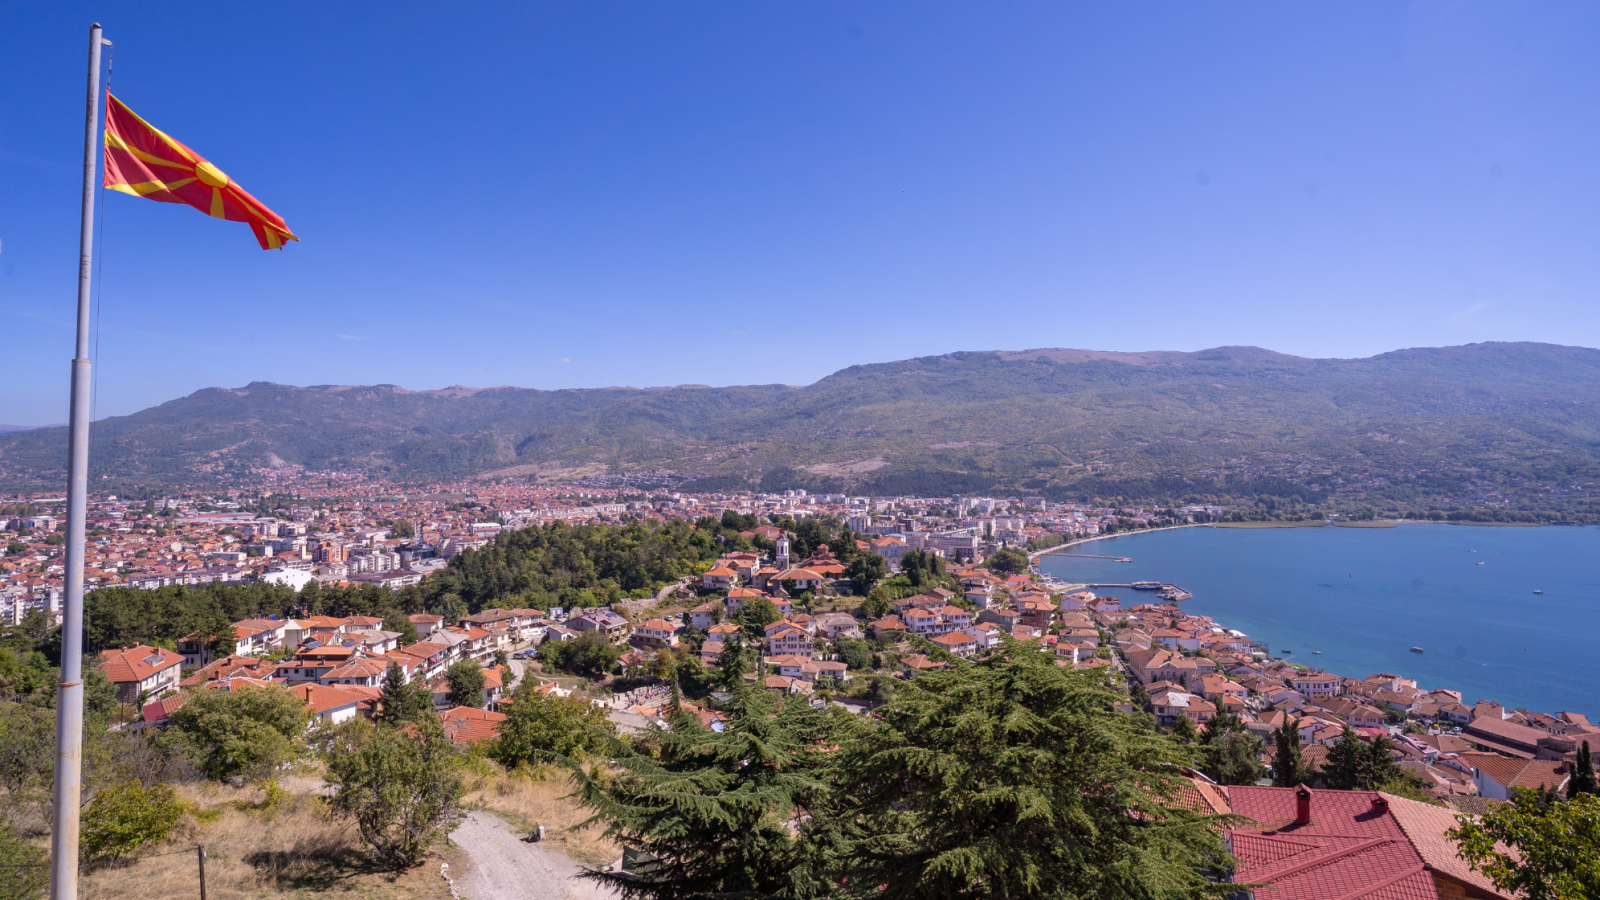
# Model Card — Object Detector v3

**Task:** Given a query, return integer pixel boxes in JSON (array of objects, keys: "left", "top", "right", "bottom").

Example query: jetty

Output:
[{"left": 1085, "top": 582, "right": 1194, "bottom": 602}]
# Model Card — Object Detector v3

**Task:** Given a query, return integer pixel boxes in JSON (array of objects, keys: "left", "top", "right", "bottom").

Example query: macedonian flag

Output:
[{"left": 103, "top": 93, "right": 297, "bottom": 249}]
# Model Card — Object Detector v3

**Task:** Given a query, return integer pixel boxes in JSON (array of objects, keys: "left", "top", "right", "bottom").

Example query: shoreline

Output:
[
  {"left": 1033, "top": 522, "right": 1594, "bottom": 719},
  {"left": 1028, "top": 523, "right": 1204, "bottom": 559}
]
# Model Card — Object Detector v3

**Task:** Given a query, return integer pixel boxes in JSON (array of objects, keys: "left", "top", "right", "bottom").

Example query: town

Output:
[{"left": 5, "top": 474, "right": 1592, "bottom": 898}]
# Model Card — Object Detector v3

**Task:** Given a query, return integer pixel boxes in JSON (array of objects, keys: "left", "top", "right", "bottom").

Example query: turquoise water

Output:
[{"left": 1036, "top": 524, "right": 1600, "bottom": 718}]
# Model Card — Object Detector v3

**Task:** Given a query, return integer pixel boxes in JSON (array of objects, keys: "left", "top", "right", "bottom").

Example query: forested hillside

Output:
[{"left": 3, "top": 342, "right": 1599, "bottom": 512}]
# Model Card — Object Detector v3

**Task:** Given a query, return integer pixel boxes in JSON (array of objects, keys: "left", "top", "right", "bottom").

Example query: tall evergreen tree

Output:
[
  {"left": 572, "top": 678, "right": 843, "bottom": 899},
  {"left": 1569, "top": 740, "right": 1597, "bottom": 800},
  {"left": 377, "top": 664, "right": 430, "bottom": 725},
  {"left": 824, "top": 644, "right": 1230, "bottom": 900},
  {"left": 444, "top": 660, "right": 486, "bottom": 709},
  {"left": 1273, "top": 718, "right": 1310, "bottom": 787},
  {"left": 1199, "top": 710, "right": 1266, "bottom": 786}
]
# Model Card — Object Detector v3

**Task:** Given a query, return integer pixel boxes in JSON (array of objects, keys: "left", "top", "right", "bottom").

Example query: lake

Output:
[{"left": 1035, "top": 523, "right": 1600, "bottom": 718}]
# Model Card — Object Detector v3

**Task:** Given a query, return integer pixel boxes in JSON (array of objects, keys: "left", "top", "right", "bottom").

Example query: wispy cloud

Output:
[
  {"left": 336, "top": 333, "right": 369, "bottom": 341},
  {"left": 1445, "top": 301, "right": 1490, "bottom": 328},
  {"left": 556, "top": 357, "right": 571, "bottom": 363}
]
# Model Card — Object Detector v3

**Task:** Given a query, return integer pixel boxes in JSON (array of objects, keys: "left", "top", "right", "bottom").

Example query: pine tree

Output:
[
  {"left": 1200, "top": 710, "right": 1266, "bottom": 786},
  {"left": 1273, "top": 717, "right": 1310, "bottom": 787},
  {"left": 1322, "top": 731, "right": 1367, "bottom": 790},
  {"left": 1170, "top": 711, "right": 1198, "bottom": 743},
  {"left": 571, "top": 677, "right": 843, "bottom": 899},
  {"left": 377, "top": 664, "right": 430, "bottom": 725},
  {"left": 1569, "top": 740, "right": 1598, "bottom": 799},
  {"left": 825, "top": 643, "right": 1229, "bottom": 900}
]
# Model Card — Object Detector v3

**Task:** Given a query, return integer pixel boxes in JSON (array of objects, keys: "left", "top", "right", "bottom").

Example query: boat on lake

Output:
[
  {"left": 1131, "top": 581, "right": 1161, "bottom": 590},
  {"left": 1410, "top": 646, "right": 1424, "bottom": 653},
  {"left": 1534, "top": 590, "right": 1544, "bottom": 594}
]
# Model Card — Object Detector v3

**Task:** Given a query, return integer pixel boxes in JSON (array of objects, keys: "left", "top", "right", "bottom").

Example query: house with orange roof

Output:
[
  {"left": 284, "top": 682, "right": 372, "bottom": 725},
  {"left": 869, "top": 614, "right": 907, "bottom": 639},
  {"left": 99, "top": 644, "right": 184, "bottom": 704},
  {"left": 900, "top": 654, "right": 946, "bottom": 676},
  {"left": 631, "top": 618, "right": 679, "bottom": 650},
  {"left": 441, "top": 706, "right": 508, "bottom": 746},
  {"left": 1461, "top": 752, "right": 1571, "bottom": 800},
  {"left": 319, "top": 657, "right": 392, "bottom": 688},
  {"left": 773, "top": 568, "right": 827, "bottom": 593},
  {"left": 765, "top": 623, "right": 813, "bottom": 657},
  {"left": 931, "top": 631, "right": 978, "bottom": 658},
  {"left": 701, "top": 565, "right": 738, "bottom": 591}
]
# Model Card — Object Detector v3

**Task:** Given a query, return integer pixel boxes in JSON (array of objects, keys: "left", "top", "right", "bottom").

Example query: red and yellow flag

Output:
[{"left": 103, "top": 93, "right": 298, "bottom": 250}]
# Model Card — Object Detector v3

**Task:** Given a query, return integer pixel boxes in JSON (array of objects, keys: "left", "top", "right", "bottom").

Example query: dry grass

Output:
[
  {"left": 465, "top": 766, "right": 619, "bottom": 867},
  {"left": 79, "top": 781, "right": 457, "bottom": 900}
]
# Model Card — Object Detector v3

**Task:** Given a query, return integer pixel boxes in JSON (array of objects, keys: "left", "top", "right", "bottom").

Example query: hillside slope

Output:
[{"left": 2, "top": 342, "right": 1598, "bottom": 508}]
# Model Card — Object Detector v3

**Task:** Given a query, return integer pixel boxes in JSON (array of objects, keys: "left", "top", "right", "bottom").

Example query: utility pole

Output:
[{"left": 50, "top": 22, "right": 104, "bottom": 900}]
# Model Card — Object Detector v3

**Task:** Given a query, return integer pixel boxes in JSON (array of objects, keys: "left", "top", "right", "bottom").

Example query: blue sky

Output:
[{"left": 3, "top": 2, "right": 1598, "bottom": 424}]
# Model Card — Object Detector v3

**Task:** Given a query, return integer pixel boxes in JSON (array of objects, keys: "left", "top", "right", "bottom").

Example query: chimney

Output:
[
  {"left": 1370, "top": 795, "right": 1389, "bottom": 816},
  {"left": 1295, "top": 785, "right": 1312, "bottom": 826}
]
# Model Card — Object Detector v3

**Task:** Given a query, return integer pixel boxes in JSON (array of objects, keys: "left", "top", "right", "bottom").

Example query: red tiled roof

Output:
[
  {"left": 1381, "top": 792, "right": 1514, "bottom": 899},
  {"left": 98, "top": 645, "right": 184, "bottom": 684},
  {"left": 440, "top": 706, "right": 507, "bottom": 745},
  {"left": 286, "top": 683, "right": 368, "bottom": 714},
  {"left": 1461, "top": 752, "right": 1570, "bottom": 793},
  {"left": 1227, "top": 787, "right": 1437, "bottom": 900},
  {"left": 141, "top": 692, "right": 190, "bottom": 725}
]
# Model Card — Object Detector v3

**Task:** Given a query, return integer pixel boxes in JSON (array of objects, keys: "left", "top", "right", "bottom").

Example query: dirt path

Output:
[{"left": 449, "top": 810, "right": 617, "bottom": 900}]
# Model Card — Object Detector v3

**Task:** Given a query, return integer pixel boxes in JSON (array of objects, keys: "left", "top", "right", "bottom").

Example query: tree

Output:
[
  {"left": 1169, "top": 712, "right": 1197, "bottom": 743},
  {"left": 572, "top": 679, "right": 841, "bottom": 899},
  {"left": 861, "top": 586, "right": 895, "bottom": 621},
  {"left": 326, "top": 717, "right": 467, "bottom": 871},
  {"left": 377, "top": 665, "right": 431, "bottom": 725},
  {"left": 80, "top": 780, "right": 184, "bottom": 863},
  {"left": 1569, "top": 740, "right": 1597, "bottom": 800},
  {"left": 1272, "top": 718, "right": 1311, "bottom": 787},
  {"left": 738, "top": 596, "right": 783, "bottom": 642},
  {"left": 493, "top": 649, "right": 510, "bottom": 671},
  {"left": 0, "top": 701, "right": 53, "bottom": 794},
  {"left": 559, "top": 630, "right": 624, "bottom": 677},
  {"left": 846, "top": 552, "right": 888, "bottom": 596},
  {"left": 825, "top": 643, "right": 1228, "bottom": 900},
  {"left": 901, "top": 550, "right": 934, "bottom": 587},
  {"left": 444, "top": 660, "right": 486, "bottom": 709},
  {"left": 835, "top": 638, "right": 872, "bottom": 671},
  {"left": 167, "top": 684, "right": 310, "bottom": 783},
  {"left": 1321, "top": 733, "right": 1402, "bottom": 791},
  {"left": 984, "top": 546, "right": 1031, "bottom": 576},
  {"left": 383, "top": 611, "right": 420, "bottom": 645},
  {"left": 1449, "top": 790, "right": 1600, "bottom": 900},
  {"left": 0, "top": 821, "right": 46, "bottom": 900},
  {"left": 1199, "top": 710, "right": 1265, "bottom": 786},
  {"left": 492, "top": 681, "right": 617, "bottom": 767}
]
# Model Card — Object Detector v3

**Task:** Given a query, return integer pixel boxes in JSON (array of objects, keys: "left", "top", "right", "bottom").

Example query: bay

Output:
[{"left": 1035, "top": 523, "right": 1600, "bottom": 718}]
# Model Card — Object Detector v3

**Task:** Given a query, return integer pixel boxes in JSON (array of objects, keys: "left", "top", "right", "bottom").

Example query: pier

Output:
[{"left": 1083, "top": 582, "right": 1194, "bottom": 601}]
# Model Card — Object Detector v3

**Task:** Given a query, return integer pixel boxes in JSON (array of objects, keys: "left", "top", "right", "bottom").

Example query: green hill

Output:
[{"left": 3, "top": 342, "right": 1598, "bottom": 513}]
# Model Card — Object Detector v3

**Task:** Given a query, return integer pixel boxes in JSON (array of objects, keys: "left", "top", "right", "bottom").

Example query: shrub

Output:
[{"left": 80, "top": 781, "right": 184, "bottom": 863}]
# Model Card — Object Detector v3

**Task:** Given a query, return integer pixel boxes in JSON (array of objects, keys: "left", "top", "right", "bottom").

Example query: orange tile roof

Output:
[
  {"left": 1382, "top": 792, "right": 1512, "bottom": 898},
  {"left": 440, "top": 706, "right": 507, "bottom": 745},
  {"left": 286, "top": 682, "right": 369, "bottom": 714},
  {"left": 98, "top": 645, "right": 184, "bottom": 685}
]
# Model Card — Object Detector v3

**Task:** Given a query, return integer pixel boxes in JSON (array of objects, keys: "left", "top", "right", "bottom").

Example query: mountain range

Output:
[{"left": 2, "top": 342, "right": 1598, "bottom": 509}]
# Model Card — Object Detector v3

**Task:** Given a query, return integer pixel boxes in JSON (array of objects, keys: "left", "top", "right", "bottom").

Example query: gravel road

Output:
[{"left": 450, "top": 810, "right": 617, "bottom": 900}]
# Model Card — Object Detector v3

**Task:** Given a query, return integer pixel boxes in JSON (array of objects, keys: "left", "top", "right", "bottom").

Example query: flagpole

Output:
[{"left": 50, "top": 21, "right": 103, "bottom": 900}]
